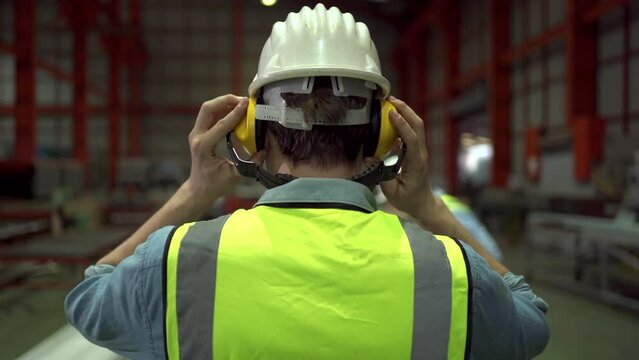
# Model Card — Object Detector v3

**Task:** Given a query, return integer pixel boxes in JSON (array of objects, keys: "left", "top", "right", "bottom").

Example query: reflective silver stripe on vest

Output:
[
  {"left": 399, "top": 218, "right": 453, "bottom": 360},
  {"left": 175, "top": 216, "right": 230, "bottom": 359}
]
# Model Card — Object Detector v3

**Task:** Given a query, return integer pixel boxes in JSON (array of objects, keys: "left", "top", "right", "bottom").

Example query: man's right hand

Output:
[
  {"left": 380, "top": 96, "right": 438, "bottom": 219},
  {"left": 381, "top": 96, "right": 509, "bottom": 275}
]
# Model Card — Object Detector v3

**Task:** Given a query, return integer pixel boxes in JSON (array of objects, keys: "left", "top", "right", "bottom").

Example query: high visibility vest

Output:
[
  {"left": 441, "top": 194, "right": 471, "bottom": 213},
  {"left": 164, "top": 205, "right": 472, "bottom": 360}
]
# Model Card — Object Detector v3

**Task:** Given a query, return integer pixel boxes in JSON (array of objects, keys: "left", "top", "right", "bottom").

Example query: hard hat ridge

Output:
[{"left": 249, "top": 3, "right": 391, "bottom": 98}]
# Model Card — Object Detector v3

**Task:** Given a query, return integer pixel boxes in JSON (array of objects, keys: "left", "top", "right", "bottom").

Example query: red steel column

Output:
[
  {"left": 108, "top": 0, "right": 122, "bottom": 187},
  {"left": 128, "top": 0, "right": 142, "bottom": 156},
  {"left": 443, "top": 1, "right": 460, "bottom": 193},
  {"left": 14, "top": 0, "right": 36, "bottom": 163},
  {"left": 71, "top": 2, "right": 88, "bottom": 172},
  {"left": 231, "top": 0, "right": 243, "bottom": 94},
  {"left": 416, "top": 35, "right": 428, "bottom": 138},
  {"left": 566, "top": 0, "right": 597, "bottom": 180},
  {"left": 566, "top": 0, "right": 596, "bottom": 125},
  {"left": 488, "top": 0, "right": 511, "bottom": 187}
]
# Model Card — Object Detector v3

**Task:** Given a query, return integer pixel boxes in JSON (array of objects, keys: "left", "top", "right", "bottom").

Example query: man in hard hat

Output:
[{"left": 66, "top": 4, "right": 548, "bottom": 359}]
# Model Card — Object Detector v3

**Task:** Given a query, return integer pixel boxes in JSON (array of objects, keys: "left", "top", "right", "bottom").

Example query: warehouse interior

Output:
[{"left": 1, "top": 0, "right": 639, "bottom": 358}]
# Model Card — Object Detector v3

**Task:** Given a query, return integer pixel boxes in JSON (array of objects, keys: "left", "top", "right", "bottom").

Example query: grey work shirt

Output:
[{"left": 65, "top": 178, "right": 549, "bottom": 359}]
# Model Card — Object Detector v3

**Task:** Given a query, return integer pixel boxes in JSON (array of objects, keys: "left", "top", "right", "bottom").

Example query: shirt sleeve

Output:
[
  {"left": 462, "top": 243, "right": 550, "bottom": 360},
  {"left": 64, "top": 226, "right": 174, "bottom": 360}
]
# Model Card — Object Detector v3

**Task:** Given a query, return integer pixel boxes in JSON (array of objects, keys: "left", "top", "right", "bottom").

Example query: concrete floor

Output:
[{"left": 1, "top": 245, "right": 638, "bottom": 359}]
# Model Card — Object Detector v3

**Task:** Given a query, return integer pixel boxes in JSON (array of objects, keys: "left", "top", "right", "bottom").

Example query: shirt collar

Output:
[{"left": 254, "top": 178, "right": 377, "bottom": 213}]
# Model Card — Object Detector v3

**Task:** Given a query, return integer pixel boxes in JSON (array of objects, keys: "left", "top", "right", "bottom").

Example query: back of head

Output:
[
  {"left": 252, "top": 4, "right": 389, "bottom": 169},
  {"left": 266, "top": 77, "right": 371, "bottom": 168}
]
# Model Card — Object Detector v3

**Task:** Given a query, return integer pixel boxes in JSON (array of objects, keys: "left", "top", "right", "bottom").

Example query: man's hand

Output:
[
  {"left": 97, "top": 95, "right": 248, "bottom": 266},
  {"left": 381, "top": 96, "right": 509, "bottom": 275},
  {"left": 380, "top": 96, "right": 438, "bottom": 218},
  {"left": 186, "top": 95, "right": 249, "bottom": 203}
]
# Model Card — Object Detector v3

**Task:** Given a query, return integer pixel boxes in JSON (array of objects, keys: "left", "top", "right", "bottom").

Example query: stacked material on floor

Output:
[
  {"left": 0, "top": 228, "right": 134, "bottom": 266},
  {"left": 0, "top": 220, "right": 50, "bottom": 243}
]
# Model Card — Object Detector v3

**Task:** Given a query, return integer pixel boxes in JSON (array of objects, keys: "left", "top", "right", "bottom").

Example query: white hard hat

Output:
[{"left": 249, "top": 3, "right": 391, "bottom": 98}]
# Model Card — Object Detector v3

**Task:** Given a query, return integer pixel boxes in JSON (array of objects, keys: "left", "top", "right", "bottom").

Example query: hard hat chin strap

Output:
[{"left": 226, "top": 134, "right": 404, "bottom": 190}]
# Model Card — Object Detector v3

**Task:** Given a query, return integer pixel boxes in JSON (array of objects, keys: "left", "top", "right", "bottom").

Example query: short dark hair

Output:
[{"left": 266, "top": 77, "right": 370, "bottom": 168}]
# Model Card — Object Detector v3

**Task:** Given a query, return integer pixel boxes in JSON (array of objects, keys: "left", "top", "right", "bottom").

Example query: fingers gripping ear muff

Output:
[
  {"left": 234, "top": 97, "right": 258, "bottom": 154},
  {"left": 374, "top": 100, "right": 398, "bottom": 158}
]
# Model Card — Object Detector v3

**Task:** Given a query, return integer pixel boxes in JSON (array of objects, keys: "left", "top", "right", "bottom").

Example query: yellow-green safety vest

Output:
[
  {"left": 441, "top": 194, "right": 471, "bottom": 213},
  {"left": 164, "top": 205, "right": 472, "bottom": 359}
]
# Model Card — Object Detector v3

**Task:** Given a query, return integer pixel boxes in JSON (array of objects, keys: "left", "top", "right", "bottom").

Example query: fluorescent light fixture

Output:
[{"left": 261, "top": 0, "right": 277, "bottom": 6}]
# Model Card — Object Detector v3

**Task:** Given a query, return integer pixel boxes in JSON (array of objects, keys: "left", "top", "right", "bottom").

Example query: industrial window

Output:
[{"left": 597, "top": 3, "right": 639, "bottom": 135}]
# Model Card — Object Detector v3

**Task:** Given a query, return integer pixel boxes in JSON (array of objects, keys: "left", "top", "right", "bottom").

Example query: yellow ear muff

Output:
[
  {"left": 374, "top": 100, "right": 398, "bottom": 159},
  {"left": 233, "top": 97, "right": 258, "bottom": 154}
]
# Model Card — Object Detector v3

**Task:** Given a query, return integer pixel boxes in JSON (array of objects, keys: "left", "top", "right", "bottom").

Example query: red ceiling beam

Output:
[
  {"left": 502, "top": 25, "right": 566, "bottom": 64},
  {"left": 488, "top": 0, "right": 511, "bottom": 188},
  {"left": 582, "top": 0, "right": 629, "bottom": 23},
  {"left": 14, "top": 0, "right": 36, "bottom": 164}
]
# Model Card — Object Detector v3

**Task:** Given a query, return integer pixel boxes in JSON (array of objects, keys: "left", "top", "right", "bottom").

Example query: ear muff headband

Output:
[{"left": 234, "top": 98, "right": 397, "bottom": 160}]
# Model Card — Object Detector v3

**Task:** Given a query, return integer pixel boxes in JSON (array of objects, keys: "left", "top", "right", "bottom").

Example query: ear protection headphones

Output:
[
  {"left": 233, "top": 97, "right": 398, "bottom": 159},
  {"left": 227, "top": 83, "right": 405, "bottom": 189}
]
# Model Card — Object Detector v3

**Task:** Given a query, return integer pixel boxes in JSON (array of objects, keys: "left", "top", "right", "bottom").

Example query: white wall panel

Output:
[
  {"left": 528, "top": 59, "right": 543, "bottom": 85},
  {"left": 142, "top": 116, "right": 191, "bottom": 162},
  {"left": 598, "top": 26, "right": 624, "bottom": 60},
  {"left": 548, "top": 82, "right": 565, "bottom": 127},
  {"left": 511, "top": 63, "right": 524, "bottom": 90},
  {"left": 631, "top": 57, "right": 639, "bottom": 112},
  {"left": 0, "top": 1, "right": 13, "bottom": 43},
  {"left": 36, "top": 117, "right": 72, "bottom": 157},
  {"left": 528, "top": 89, "right": 543, "bottom": 126},
  {"left": 539, "top": 150, "right": 595, "bottom": 196},
  {"left": 548, "top": 0, "right": 565, "bottom": 27},
  {"left": 0, "top": 55, "right": 15, "bottom": 104},
  {"left": 548, "top": 50, "right": 565, "bottom": 78},
  {"left": 512, "top": 133, "right": 524, "bottom": 178},
  {"left": 0, "top": 117, "right": 15, "bottom": 159},
  {"left": 527, "top": 0, "right": 542, "bottom": 37},
  {"left": 597, "top": 63, "right": 624, "bottom": 116},
  {"left": 510, "top": 1, "right": 522, "bottom": 46},
  {"left": 511, "top": 95, "right": 525, "bottom": 132},
  {"left": 36, "top": 71, "right": 72, "bottom": 106}
]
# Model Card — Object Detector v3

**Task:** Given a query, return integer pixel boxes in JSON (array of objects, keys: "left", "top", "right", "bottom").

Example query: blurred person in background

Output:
[
  {"left": 376, "top": 187, "right": 504, "bottom": 262},
  {"left": 65, "top": 4, "right": 548, "bottom": 359}
]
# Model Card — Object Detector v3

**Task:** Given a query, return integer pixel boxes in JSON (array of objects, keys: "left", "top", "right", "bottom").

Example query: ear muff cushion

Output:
[
  {"left": 374, "top": 100, "right": 398, "bottom": 159},
  {"left": 234, "top": 97, "right": 258, "bottom": 154},
  {"left": 364, "top": 100, "right": 381, "bottom": 157}
]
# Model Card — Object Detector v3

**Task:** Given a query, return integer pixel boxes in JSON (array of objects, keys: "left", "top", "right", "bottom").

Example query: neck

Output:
[
  {"left": 288, "top": 163, "right": 358, "bottom": 179},
  {"left": 271, "top": 160, "right": 360, "bottom": 179}
]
